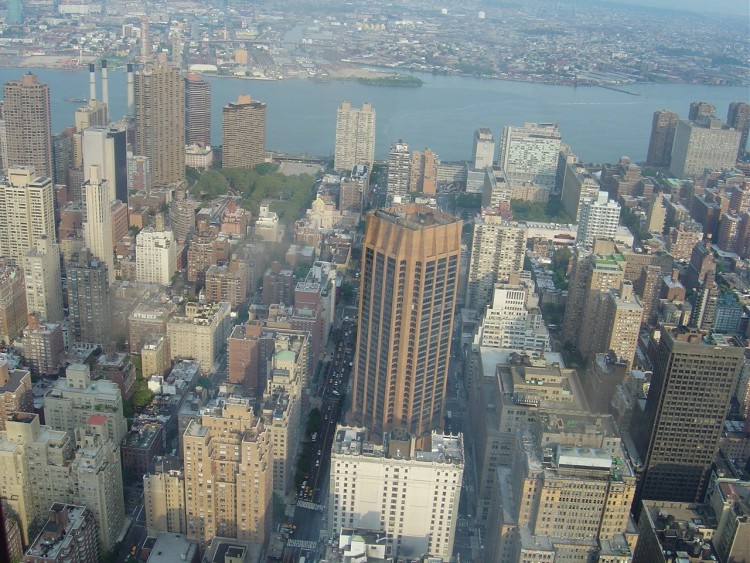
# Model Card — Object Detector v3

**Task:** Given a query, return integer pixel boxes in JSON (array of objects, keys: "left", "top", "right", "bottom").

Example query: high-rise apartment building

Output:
[
  {"left": 561, "top": 160, "right": 600, "bottom": 221},
  {"left": 66, "top": 249, "right": 110, "bottom": 346},
  {"left": 688, "top": 101, "right": 716, "bottom": 121},
  {"left": 576, "top": 191, "right": 621, "bottom": 249},
  {"left": 134, "top": 64, "right": 185, "bottom": 185},
  {"left": 646, "top": 110, "right": 679, "bottom": 167},
  {"left": 82, "top": 166, "right": 115, "bottom": 285},
  {"left": 0, "top": 360, "right": 32, "bottom": 430},
  {"left": 221, "top": 95, "right": 266, "bottom": 169},
  {"left": 334, "top": 101, "right": 376, "bottom": 171},
  {"left": 21, "top": 315, "right": 64, "bottom": 376},
  {"left": 466, "top": 214, "right": 527, "bottom": 312},
  {"left": 44, "top": 363, "right": 127, "bottom": 445},
  {"left": 409, "top": 148, "right": 438, "bottom": 195},
  {"left": 135, "top": 228, "right": 177, "bottom": 286},
  {"left": 350, "top": 205, "right": 461, "bottom": 441},
  {"left": 586, "top": 280, "right": 643, "bottom": 368},
  {"left": 143, "top": 456, "right": 187, "bottom": 535},
  {"left": 328, "top": 427, "right": 464, "bottom": 561},
  {"left": 0, "top": 259, "right": 27, "bottom": 345},
  {"left": 23, "top": 504, "right": 99, "bottom": 563},
  {"left": 499, "top": 122, "right": 561, "bottom": 188},
  {"left": 183, "top": 396, "right": 272, "bottom": 551},
  {"left": 670, "top": 118, "right": 741, "bottom": 178},
  {"left": 3, "top": 73, "right": 52, "bottom": 178},
  {"left": 632, "top": 327, "right": 744, "bottom": 505},
  {"left": 472, "top": 127, "right": 495, "bottom": 170},
  {"left": 727, "top": 101, "right": 750, "bottom": 159},
  {"left": 166, "top": 302, "right": 232, "bottom": 373},
  {"left": 386, "top": 141, "right": 411, "bottom": 201},
  {"left": 82, "top": 125, "right": 128, "bottom": 204},
  {"left": 22, "top": 235, "right": 63, "bottom": 323},
  {"left": 184, "top": 73, "right": 211, "bottom": 147},
  {"left": 0, "top": 166, "right": 56, "bottom": 263}
]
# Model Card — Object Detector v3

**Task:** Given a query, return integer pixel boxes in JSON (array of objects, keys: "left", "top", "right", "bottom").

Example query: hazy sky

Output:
[{"left": 596, "top": 0, "right": 749, "bottom": 17}]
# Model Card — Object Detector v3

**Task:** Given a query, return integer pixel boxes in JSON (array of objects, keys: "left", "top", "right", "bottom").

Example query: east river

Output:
[{"left": 1, "top": 67, "right": 748, "bottom": 164}]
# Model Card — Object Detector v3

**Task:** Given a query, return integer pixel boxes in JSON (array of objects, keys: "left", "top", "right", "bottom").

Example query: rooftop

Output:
[
  {"left": 24, "top": 504, "right": 90, "bottom": 561},
  {"left": 374, "top": 204, "right": 459, "bottom": 230},
  {"left": 144, "top": 533, "right": 197, "bottom": 563}
]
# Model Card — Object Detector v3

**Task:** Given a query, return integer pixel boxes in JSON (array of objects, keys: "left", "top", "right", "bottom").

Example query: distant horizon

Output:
[{"left": 595, "top": 0, "right": 749, "bottom": 17}]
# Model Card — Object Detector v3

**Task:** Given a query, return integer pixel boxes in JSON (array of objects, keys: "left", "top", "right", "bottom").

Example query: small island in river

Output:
[{"left": 356, "top": 74, "right": 424, "bottom": 87}]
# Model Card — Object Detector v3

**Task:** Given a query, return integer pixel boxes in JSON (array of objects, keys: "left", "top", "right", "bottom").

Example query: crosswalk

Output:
[
  {"left": 296, "top": 500, "right": 326, "bottom": 512},
  {"left": 288, "top": 539, "right": 319, "bottom": 550}
]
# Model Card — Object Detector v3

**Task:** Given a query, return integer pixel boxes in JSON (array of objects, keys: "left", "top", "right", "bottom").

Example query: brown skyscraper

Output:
[
  {"left": 3, "top": 74, "right": 52, "bottom": 178},
  {"left": 688, "top": 101, "right": 716, "bottom": 121},
  {"left": 134, "top": 64, "right": 185, "bottom": 185},
  {"left": 727, "top": 101, "right": 750, "bottom": 159},
  {"left": 184, "top": 73, "right": 211, "bottom": 147},
  {"left": 350, "top": 204, "right": 461, "bottom": 442},
  {"left": 222, "top": 95, "right": 266, "bottom": 169},
  {"left": 646, "top": 110, "right": 678, "bottom": 167}
]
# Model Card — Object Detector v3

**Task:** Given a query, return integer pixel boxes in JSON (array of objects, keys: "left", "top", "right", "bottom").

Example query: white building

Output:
[
  {"left": 476, "top": 282, "right": 550, "bottom": 355},
  {"left": 334, "top": 101, "right": 376, "bottom": 172},
  {"left": 466, "top": 214, "right": 528, "bottom": 312},
  {"left": 185, "top": 144, "right": 213, "bottom": 169},
  {"left": 499, "top": 122, "right": 561, "bottom": 188},
  {"left": 136, "top": 228, "right": 177, "bottom": 286},
  {"left": 576, "top": 191, "right": 621, "bottom": 249},
  {"left": 328, "top": 427, "right": 464, "bottom": 561},
  {"left": 22, "top": 235, "right": 63, "bottom": 323},
  {"left": 670, "top": 118, "right": 742, "bottom": 178},
  {"left": 83, "top": 125, "right": 127, "bottom": 204},
  {"left": 472, "top": 127, "right": 495, "bottom": 170},
  {"left": 386, "top": 141, "right": 411, "bottom": 201},
  {"left": 83, "top": 165, "right": 115, "bottom": 284}
]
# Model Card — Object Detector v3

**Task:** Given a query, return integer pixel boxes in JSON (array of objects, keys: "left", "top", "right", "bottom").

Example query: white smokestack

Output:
[
  {"left": 101, "top": 59, "right": 109, "bottom": 107},
  {"left": 89, "top": 63, "right": 96, "bottom": 102},
  {"left": 127, "top": 63, "right": 134, "bottom": 116}
]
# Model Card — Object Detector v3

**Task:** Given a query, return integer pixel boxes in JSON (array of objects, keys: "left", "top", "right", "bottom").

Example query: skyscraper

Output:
[
  {"left": 499, "top": 122, "right": 561, "bottom": 188},
  {"left": 134, "top": 64, "right": 185, "bottom": 185},
  {"left": 670, "top": 118, "right": 741, "bottom": 178},
  {"left": 576, "top": 191, "right": 621, "bottom": 249},
  {"left": 465, "top": 214, "right": 527, "bottom": 312},
  {"left": 472, "top": 127, "right": 495, "bottom": 170},
  {"left": 3, "top": 73, "right": 52, "bottom": 178},
  {"left": 82, "top": 125, "right": 128, "bottom": 204},
  {"left": 386, "top": 140, "right": 411, "bottom": 201},
  {"left": 688, "top": 101, "right": 716, "bottom": 121},
  {"left": 632, "top": 327, "right": 744, "bottom": 505},
  {"left": 727, "top": 101, "right": 750, "bottom": 159},
  {"left": 0, "top": 166, "right": 56, "bottom": 263},
  {"left": 66, "top": 249, "right": 110, "bottom": 346},
  {"left": 646, "top": 110, "right": 679, "bottom": 167},
  {"left": 82, "top": 166, "right": 115, "bottom": 285},
  {"left": 184, "top": 73, "right": 211, "bottom": 147},
  {"left": 221, "top": 95, "right": 266, "bottom": 169},
  {"left": 22, "top": 235, "right": 63, "bottom": 324},
  {"left": 350, "top": 205, "right": 461, "bottom": 441},
  {"left": 334, "top": 101, "right": 376, "bottom": 171}
]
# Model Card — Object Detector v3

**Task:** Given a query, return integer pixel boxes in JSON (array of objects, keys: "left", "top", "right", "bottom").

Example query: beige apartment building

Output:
[
  {"left": 183, "top": 396, "right": 273, "bottom": 551},
  {"left": 22, "top": 235, "right": 63, "bottom": 323},
  {"left": 166, "top": 301, "right": 231, "bottom": 373},
  {"left": 222, "top": 95, "right": 266, "bottom": 169},
  {"left": 334, "top": 101, "right": 376, "bottom": 171},
  {"left": 3, "top": 73, "right": 52, "bottom": 178},
  {"left": 144, "top": 456, "right": 187, "bottom": 535}
]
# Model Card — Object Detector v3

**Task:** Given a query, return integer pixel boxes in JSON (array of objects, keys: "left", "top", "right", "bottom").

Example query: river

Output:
[{"left": 1, "top": 67, "right": 747, "bottom": 164}]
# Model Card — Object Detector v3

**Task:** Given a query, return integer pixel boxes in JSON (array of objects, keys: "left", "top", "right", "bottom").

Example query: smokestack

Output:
[
  {"left": 89, "top": 63, "right": 96, "bottom": 102},
  {"left": 127, "top": 63, "right": 134, "bottom": 116},
  {"left": 101, "top": 59, "right": 109, "bottom": 107}
]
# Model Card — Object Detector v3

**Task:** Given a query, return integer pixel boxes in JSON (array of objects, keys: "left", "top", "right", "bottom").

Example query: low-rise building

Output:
[{"left": 121, "top": 418, "right": 165, "bottom": 477}]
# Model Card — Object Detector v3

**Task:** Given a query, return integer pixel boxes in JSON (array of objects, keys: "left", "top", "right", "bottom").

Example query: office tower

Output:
[
  {"left": 587, "top": 280, "right": 643, "bottom": 368},
  {"left": 44, "top": 363, "right": 127, "bottom": 444},
  {"left": 0, "top": 259, "right": 26, "bottom": 345},
  {"left": 22, "top": 315, "right": 64, "bottom": 376},
  {"left": 727, "top": 101, "right": 750, "bottom": 159},
  {"left": 3, "top": 74, "right": 51, "bottom": 178},
  {"left": 143, "top": 456, "right": 187, "bottom": 535},
  {"left": 334, "top": 101, "right": 376, "bottom": 171},
  {"left": 183, "top": 396, "right": 272, "bottom": 551},
  {"left": 472, "top": 127, "right": 495, "bottom": 169},
  {"left": 0, "top": 361, "right": 32, "bottom": 430},
  {"left": 166, "top": 302, "right": 231, "bottom": 373},
  {"left": 562, "top": 239, "right": 625, "bottom": 350},
  {"left": 0, "top": 166, "right": 56, "bottom": 263},
  {"left": 66, "top": 249, "right": 110, "bottom": 346},
  {"left": 688, "top": 101, "right": 716, "bottom": 121},
  {"left": 499, "top": 122, "right": 561, "bottom": 188},
  {"left": 386, "top": 141, "right": 411, "bottom": 201},
  {"left": 82, "top": 125, "right": 128, "bottom": 204},
  {"left": 475, "top": 282, "right": 550, "bottom": 355},
  {"left": 576, "top": 191, "right": 621, "bottom": 249},
  {"left": 646, "top": 110, "right": 679, "bottom": 167},
  {"left": 633, "top": 327, "right": 744, "bottom": 505},
  {"left": 136, "top": 228, "right": 177, "bottom": 286},
  {"left": 222, "top": 95, "right": 266, "bottom": 169},
  {"left": 23, "top": 504, "right": 99, "bottom": 563},
  {"left": 466, "top": 213, "right": 527, "bottom": 312},
  {"left": 670, "top": 118, "right": 742, "bottom": 178},
  {"left": 487, "top": 427, "right": 636, "bottom": 562},
  {"left": 6, "top": 0, "right": 23, "bottom": 24},
  {"left": 409, "top": 148, "right": 438, "bottom": 195},
  {"left": 134, "top": 64, "right": 185, "bottom": 185},
  {"left": 22, "top": 235, "right": 63, "bottom": 323},
  {"left": 82, "top": 166, "right": 114, "bottom": 285},
  {"left": 561, "top": 159, "right": 600, "bottom": 221},
  {"left": 350, "top": 205, "right": 461, "bottom": 441},
  {"left": 328, "top": 427, "right": 464, "bottom": 561},
  {"left": 184, "top": 73, "right": 211, "bottom": 147}
]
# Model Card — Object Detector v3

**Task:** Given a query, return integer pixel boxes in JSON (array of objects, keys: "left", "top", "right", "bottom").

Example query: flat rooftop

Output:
[{"left": 374, "top": 204, "right": 458, "bottom": 229}]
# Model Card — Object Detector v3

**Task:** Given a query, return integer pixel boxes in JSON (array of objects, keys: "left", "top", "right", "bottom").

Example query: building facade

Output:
[
  {"left": 3, "top": 73, "right": 52, "bottom": 178},
  {"left": 136, "top": 228, "right": 177, "bottom": 286},
  {"left": 221, "top": 95, "right": 266, "bottom": 169},
  {"left": 334, "top": 101, "right": 376, "bottom": 171}
]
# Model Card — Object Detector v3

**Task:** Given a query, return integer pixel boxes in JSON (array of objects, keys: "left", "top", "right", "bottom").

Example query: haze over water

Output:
[{"left": 4, "top": 67, "right": 747, "bottom": 165}]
